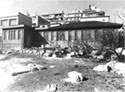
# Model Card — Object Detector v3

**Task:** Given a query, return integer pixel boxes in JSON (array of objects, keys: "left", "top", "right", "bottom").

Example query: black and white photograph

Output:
[{"left": 0, "top": 0, "right": 125, "bottom": 92}]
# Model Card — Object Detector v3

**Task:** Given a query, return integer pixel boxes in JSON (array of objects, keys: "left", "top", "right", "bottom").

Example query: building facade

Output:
[
  {"left": 31, "top": 5, "right": 110, "bottom": 29},
  {"left": 2, "top": 25, "right": 35, "bottom": 51},
  {"left": 0, "top": 6, "right": 123, "bottom": 51},
  {"left": 0, "top": 12, "right": 34, "bottom": 51},
  {"left": 36, "top": 21, "right": 122, "bottom": 49}
]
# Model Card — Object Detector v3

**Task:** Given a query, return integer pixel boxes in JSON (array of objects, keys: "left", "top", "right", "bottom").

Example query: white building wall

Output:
[{"left": 80, "top": 16, "right": 110, "bottom": 22}]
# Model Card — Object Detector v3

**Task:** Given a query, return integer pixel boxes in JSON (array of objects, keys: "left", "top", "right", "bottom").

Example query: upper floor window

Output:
[
  {"left": 0, "top": 20, "right": 7, "bottom": 26},
  {"left": 9, "top": 19, "right": 17, "bottom": 26}
]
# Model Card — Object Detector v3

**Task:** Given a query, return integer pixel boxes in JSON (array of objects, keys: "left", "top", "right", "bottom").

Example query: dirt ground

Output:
[{"left": 0, "top": 53, "right": 125, "bottom": 92}]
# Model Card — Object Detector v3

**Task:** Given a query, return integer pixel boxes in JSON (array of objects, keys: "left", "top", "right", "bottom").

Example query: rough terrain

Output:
[{"left": 0, "top": 52, "right": 125, "bottom": 92}]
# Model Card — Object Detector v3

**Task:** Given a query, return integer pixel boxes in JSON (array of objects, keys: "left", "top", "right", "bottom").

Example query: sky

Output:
[{"left": 0, "top": 0, "right": 125, "bottom": 23}]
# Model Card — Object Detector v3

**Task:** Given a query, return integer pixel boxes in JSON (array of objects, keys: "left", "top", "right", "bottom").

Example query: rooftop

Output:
[{"left": 36, "top": 21, "right": 122, "bottom": 31}]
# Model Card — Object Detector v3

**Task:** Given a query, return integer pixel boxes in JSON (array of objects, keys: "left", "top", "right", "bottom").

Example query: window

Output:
[
  {"left": 51, "top": 31, "right": 56, "bottom": 41},
  {"left": 8, "top": 30, "right": 11, "bottom": 40},
  {"left": 57, "top": 31, "right": 65, "bottom": 41},
  {"left": 18, "top": 30, "right": 21, "bottom": 40},
  {"left": 12, "top": 30, "right": 16, "bottom": 40},
  {"left": 3, "top": 30, "right": 7, "bottom": 40},
  {"left": 9, "top": 19, "right": 17, "bottom": 26},
  {"left": 10, "top": 30, "right": 13, "bottom": 40},
  {"left": 51, "top": 31, "right": 54, "bottom": 41},
  {"left": 75, "top": 30, "right": 81, "bottom": 41},
  {"left": 69, "top": 31, "right": 73, "bottom": 41},
  {"left": 60, "top": 32, "right": 65, "bottom": 40},
  {"left": 1, "top": 20, "right": 7, "bottom": 26},
  {"left": 5, "top": 30, "right": 18, "bottom": 40},
  {"left": 75, "top": 31, "right": 77, "bottom": 41},
  {"left": 44, "top": 32, "right": 49, "bottom": 40}
]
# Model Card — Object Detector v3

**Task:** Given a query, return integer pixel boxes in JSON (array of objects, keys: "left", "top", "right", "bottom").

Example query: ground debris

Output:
[
  {"left": 41, "top": 83, "right": 57, "bottom": 92},
  {"left": 64, "top": 71, "right": 83, "bottom": 83}
]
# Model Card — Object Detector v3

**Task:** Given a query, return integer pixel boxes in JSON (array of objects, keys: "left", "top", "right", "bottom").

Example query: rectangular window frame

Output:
[
  {"left": 1, "top": 19, "right": 7, "bottom": 26},
  {"left": 9, "top": 19, "right": 17, "bottom": 26}
]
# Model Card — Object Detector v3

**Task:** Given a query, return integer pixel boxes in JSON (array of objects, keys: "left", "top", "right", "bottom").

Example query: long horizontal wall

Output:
[{"left": 39, "top": 29, "right": 112, "bottom": 48}]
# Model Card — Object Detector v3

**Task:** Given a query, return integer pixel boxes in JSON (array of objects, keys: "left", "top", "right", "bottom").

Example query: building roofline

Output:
[
  {"left": 66, "top": 16, "right": 110, "bottom": 19},
  {"left": 81, "top": 16, "right": 110, "bottom": 19},
  {"left": 0, "top": 15, "right": 18, "bottom": 19},
  {"left": 2, "top": 24, "right": 34, "bottom": 30},
  {"left": 36, "top": 21, "right": 122, "bottom": 31}
]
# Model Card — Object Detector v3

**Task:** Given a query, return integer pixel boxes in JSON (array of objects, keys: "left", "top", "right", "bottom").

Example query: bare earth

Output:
[{"left": 0, "top": 53, "right": 125, "bottom": 92}]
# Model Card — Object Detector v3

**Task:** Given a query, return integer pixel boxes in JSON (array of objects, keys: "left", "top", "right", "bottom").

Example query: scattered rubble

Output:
[{"left": 0, "top": 45, "right": 124, "bottom": 92}]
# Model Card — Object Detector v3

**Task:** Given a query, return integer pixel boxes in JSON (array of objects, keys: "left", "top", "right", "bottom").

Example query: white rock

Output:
[
  {"left": 64, "top": 52, "right": 74, "bottom": 59},
  {"left": 64, "top": 71, "right": 83, "bottom": 83},
  {"left": 105, "top": 60, "right": 117, "bottom": 69},
  {"left": 122, "top": 50, "right": 125, "bottom": 56},
  {"left": 93, "top": 65, "right": 107, "bottom": 72},
  {"left": 35, "top": 64, "right": 45, "bottom": 70},
  {"left": 33, "top": 50, "right": 37, "bottom": 53},
  {"left": 52, "top": 54, "right": 56, "bottom": 58},
  {"left": 115, "top": 47, "right": 123, "bottom": 54},
  {"left": 0, "top": 70, "right": 15, "bottom": 91},
  {"left": 70, "top": 52, "right": 75, "bottom": 55},
  {"left": 43, "top": 53, "right": 50, "bottom": 57},
  {"left": 41, "top": 84, "right": 57, "bottom": 92},
  {"left": 39, "top": 50, "right": 44, "bottom": 55},
  {"left": 64, "top": 54, "right": 72, "bottom": 59},
  {"left": 74, "top": 60, "right": 82, "bottom": 63},
  {"left": 27, "top": 64, "right": 45, "bottom": 71},
  {"left": 93, "top": 60, "right": 125, "bottom": 77},
  {"left": 0, "top": 55, "right": 6, "bottom": 60},
  {"left": 91, "top": 50, "right": 98, "bottom": 55},
  {"left": 96, "top": 55, "right": 104, "bottom": 60},
  {"left": 93, "top": 60, "right": 117, "bottom": 72},
  {"left": 114, "top": 62, "right": 125, "bottom": 75},
  {"left": 50, "top": 65, "right": 55, "bottom": 68}
]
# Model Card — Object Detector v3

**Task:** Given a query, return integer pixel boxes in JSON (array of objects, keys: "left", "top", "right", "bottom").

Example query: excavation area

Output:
[{"left": 0, "top": 49, "right": 125, "bottom": 92}]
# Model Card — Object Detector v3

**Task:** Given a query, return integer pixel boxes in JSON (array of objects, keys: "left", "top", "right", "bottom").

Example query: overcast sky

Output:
[{"left": 0, "top": 0, "right": 125, "bottom": 23}]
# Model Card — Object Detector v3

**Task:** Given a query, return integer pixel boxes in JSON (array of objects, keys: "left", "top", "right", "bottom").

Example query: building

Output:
[
  {"left": 64, "top": 5, "right": 110, "bottom": 23},
  {"left": 0, "top": 6, "right": 123, "bottom": 51},
  {"left": 31, "top": 5, "right": 110, "bottom": 28},
  {"left": 36, "top": 21, "right": 122, "bottom": 49},
  {"left": 0, "top": 12, "right": 35, "bottom": 51},
  {"left": 32, "top": 15, "right": 50, "bottom": 28},
  {"left": 31, "top": 12, "right": 64, "bottom": 29}
]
